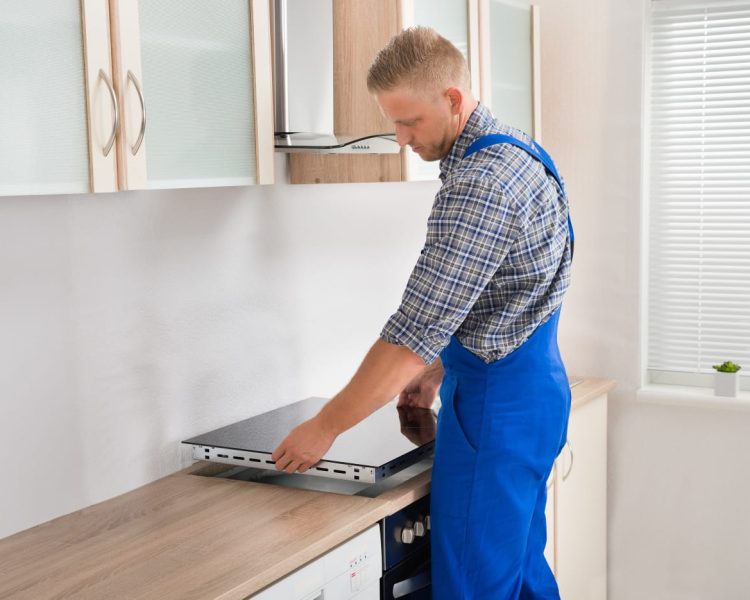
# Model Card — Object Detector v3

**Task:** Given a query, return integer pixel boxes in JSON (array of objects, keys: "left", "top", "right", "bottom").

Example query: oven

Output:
[{"left": 380, "top": 494, "right": 431, "bottom": 599}]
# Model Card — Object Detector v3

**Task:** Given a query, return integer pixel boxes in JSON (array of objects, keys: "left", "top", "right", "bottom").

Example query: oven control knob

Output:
[
  {"left": 414, "top": 520, "right": 426, "bottom": 537},
  {"left": 401, "top": 527, "right": 416, "bottom": 544}
]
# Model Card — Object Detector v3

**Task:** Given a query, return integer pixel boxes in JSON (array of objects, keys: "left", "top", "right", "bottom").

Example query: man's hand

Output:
[
  {"left": 397, "top": 405, "right": 437, "bottom": 446},
  {"left": 271, "top": 339, "right": 425, "bottom": 475},
  {"left": 398, "top": 358, "right": 444, "bottom": 408},
  {"left": 271, "top": 415, "right": 337, "bottom": 474}
]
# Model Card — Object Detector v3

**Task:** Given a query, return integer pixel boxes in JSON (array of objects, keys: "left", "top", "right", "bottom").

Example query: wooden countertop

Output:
[
  {"left": 570, "top": 377, "right": 616, "bottom": 410},
  {"left": 0, "top": 378, "right": 613, "bottom": 600}
]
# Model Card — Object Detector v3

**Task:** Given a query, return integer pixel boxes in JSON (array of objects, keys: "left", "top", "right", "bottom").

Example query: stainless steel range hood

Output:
[
  {"left": 272, "top": 0, "right": 399, "bottom": 154},
  {"left": 274, "top": 132, "right": 400, "bottom": 154}
]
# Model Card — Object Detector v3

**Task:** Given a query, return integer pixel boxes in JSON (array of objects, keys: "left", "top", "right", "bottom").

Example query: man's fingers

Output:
[
  {"left": 273, "top": 446, "right": 299, "bottom": 472},
  {"left": 275, "top": 451, "right": 295, "bottom": 472},
  {"left": 274, "top": 452, "right": 292, "bottom": 472},
  {"left": 398, "top": 391, "right": 420, "bottom": 407},
  {"left": 271, "top": 444, "right": 285, "bottom": 464},
  {"left": 270, "top": 417, "right": 333, "bottom": 474},
  {"left": 273, "top": 449, "right": 313, "bottom": 473},
  {"left": 283, "top": 459, "right": 310, "bottom": 473}
]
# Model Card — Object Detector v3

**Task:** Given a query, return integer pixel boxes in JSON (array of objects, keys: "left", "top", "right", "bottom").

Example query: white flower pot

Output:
[{"left": 714, "top": 371, "right": 739, "bottom": 397}]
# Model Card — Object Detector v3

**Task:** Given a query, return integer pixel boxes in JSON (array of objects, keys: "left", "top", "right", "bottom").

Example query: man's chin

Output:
[{"left": 412, "top": 148, "right": 439, "bottom": 162}]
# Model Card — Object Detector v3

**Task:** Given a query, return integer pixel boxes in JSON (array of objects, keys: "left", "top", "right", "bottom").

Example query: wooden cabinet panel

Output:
[
  {"left": 82, "top": 0, "right": 120, "bottom": 193},
  {"left": 288, "top": 0, "right": 402, "bottom": 184},
  {"left": 289, "top": 153, "right": 401, "bottom": 185},
  {"left": 109, "top": 0, "right": 147, "bottom": 190}
]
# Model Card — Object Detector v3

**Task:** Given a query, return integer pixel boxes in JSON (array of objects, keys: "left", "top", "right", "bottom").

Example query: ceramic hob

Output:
[{"left": 183, "top": 397, "right": 436, "bottom": 483}]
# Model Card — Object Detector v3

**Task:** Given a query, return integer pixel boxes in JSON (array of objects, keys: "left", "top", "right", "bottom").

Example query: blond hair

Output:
[{"left": 367, "top": 26, "right": 470, "bottom": 95}]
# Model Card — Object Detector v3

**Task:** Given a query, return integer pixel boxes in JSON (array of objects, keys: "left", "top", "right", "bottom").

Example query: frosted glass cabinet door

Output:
[
  {"left": 131, "top": 0, "right": 273, "bottom": 189},
  {"left": 402, "top": 0, "right": 480, "bottom": 181},
  {"left": 411, "top": 0, "right": 474, "bottom": 68},
  {"left": 480, "top": 0, "right": 540, "bottom": 139},
  {"left": 0, "top": 1, "right": 116, "bottom": 196}
]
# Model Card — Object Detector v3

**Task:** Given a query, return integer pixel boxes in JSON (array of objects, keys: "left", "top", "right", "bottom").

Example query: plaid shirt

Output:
[{"left": 380, "top": 104, "right": 572, "bottom": 364}]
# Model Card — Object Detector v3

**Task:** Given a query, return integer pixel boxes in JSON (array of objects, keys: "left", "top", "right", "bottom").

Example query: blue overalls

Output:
[{"left": 431, "top": 135, "right": 573, "bottom": 599}]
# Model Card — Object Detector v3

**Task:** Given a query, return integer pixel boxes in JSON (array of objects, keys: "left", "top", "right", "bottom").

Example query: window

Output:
[{"left": 647, "top": 0, "right": 750, "bottom": 389}]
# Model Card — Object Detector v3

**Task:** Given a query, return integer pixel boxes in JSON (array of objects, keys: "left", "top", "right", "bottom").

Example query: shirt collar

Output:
[{"left": 439, "top": 103, "right": 496, "bottom": 181}]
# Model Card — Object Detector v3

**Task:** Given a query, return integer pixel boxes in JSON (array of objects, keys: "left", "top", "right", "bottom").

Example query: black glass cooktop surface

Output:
[{"left": 183, "top": 397, "right": 436, "bottom": 481}]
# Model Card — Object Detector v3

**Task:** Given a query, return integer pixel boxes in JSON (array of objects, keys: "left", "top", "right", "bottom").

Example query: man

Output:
[{"left": 273, "top": 27, "right": 572, "bottom": 599}]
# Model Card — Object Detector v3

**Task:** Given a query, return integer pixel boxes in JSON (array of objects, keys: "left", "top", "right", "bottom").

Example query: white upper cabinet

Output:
[
  {"left": 113, "top": 0, "right": 274, "bottom": 190},
  {"left": 480, "top": 0, "right": 540, "bottom": 139},
  {"left": 0, "top": 0, "right": 274, "bottom": 197},
  {"left": 0, "top": 0, "right": 116, "bottom": 195}
]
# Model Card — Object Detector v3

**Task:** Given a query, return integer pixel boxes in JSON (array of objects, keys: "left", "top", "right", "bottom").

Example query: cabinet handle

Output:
[
  {"left": 127, "top": 70, "right": 146, "bottom": 155},
  {"left": 99, "top": 69, "right": 119, "bottom": 157},
  {"left": 562, "top": 440, "right": 574, "bottom": 481}
]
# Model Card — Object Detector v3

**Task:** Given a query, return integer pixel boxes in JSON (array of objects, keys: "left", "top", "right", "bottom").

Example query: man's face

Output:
[{"left": 376, "top": 86, "right": 460, "bottom": 162}]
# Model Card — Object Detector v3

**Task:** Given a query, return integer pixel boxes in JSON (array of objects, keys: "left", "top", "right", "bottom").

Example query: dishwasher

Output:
[{"left": 250, "top": 524, "right": 382, "bottom": 600}]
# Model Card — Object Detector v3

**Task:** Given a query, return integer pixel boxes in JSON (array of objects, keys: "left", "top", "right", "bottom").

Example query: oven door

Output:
[{"left": 380, "top": 547, "right": 431, "bottom": 600}]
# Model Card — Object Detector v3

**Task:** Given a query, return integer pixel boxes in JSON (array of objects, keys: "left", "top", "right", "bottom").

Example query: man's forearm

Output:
[{"left": 317, "top": 338, "right": 426, "bottom": 436}]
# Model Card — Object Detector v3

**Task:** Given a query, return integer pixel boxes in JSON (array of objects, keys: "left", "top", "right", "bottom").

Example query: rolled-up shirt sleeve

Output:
[{"left": 380, "top": 171, "right": 524, "bottom": 364}]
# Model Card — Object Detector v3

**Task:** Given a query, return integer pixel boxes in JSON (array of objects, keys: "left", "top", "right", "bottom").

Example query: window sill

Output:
[{"left": 637, "top": 384, "right": 750, "bottom": 412}]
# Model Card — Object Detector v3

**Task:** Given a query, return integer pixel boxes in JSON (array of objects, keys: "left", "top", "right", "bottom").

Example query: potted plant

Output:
[{"left": 712, "top": 361, "right": 742, "bottom": 397}]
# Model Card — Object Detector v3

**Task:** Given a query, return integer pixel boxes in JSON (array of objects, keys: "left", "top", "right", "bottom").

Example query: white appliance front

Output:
[{"left": 250, "top": 524, "right": 382, "bottom": 600}]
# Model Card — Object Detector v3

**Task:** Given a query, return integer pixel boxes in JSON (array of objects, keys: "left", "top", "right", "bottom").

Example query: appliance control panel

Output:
[
  {"left": 382, "top": 494, "right": 431, "bottom": 570},
  {"left": 348, "top": 549, "right": 374, "bottom": 592},
  {"left": 250, "top": 525, "right": 381, "bottom": 599}
]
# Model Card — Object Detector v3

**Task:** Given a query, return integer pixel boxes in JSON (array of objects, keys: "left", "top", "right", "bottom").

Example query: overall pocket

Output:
[{"left": 439, "top": 373, "right": 478, "bottom": 454}]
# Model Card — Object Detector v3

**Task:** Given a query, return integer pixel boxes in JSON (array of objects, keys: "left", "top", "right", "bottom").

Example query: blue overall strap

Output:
[{"left": 463, "top": 133, "right": 575, "bottom": 247}]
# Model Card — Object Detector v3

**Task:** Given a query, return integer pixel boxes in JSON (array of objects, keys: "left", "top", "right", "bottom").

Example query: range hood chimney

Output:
[{"left": 272, "top": 0, "right": 399, "bottom": 154}]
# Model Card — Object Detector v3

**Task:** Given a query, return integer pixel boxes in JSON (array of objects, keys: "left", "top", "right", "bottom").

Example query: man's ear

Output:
[{"left": 445, "top": 87, "right": 463, "bottom": 115}]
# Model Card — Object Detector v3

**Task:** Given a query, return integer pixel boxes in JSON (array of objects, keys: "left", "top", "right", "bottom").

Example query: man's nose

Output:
[{"left": 394, "top": 125, "right": 410, "bottom": 147}]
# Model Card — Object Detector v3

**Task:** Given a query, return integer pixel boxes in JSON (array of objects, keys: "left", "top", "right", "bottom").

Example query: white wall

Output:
[
  {"left": 0, "top": 155, "right": 437, "bottom": 538},
  {"left": 536, "top": 0, "right": 750, "bottom": 598}
]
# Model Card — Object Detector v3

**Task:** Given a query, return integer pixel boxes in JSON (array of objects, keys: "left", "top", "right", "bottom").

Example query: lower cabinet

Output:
[{"left": 545, "top": 391, "right": 608, "bottom": 599}]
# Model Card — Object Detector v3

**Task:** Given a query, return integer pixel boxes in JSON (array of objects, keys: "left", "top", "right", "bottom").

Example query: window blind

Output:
[{"left": 648, "top": 0, "right": 750, "bottom": 386}]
